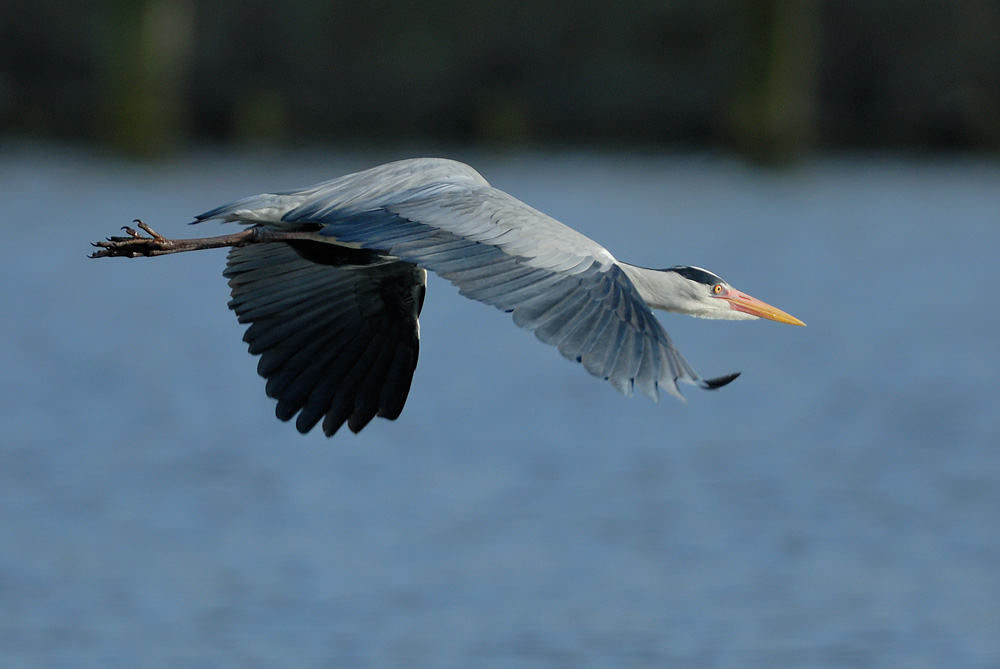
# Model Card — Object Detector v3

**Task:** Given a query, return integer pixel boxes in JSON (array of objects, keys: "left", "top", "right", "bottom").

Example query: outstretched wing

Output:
[
  {"left": 282, "top": 178, "right": 712, "bottom": 401},
  {"left": 224, "top": 242, "right": 424, "bottom": 436},
  {"left": 199, "top": 158, "right": 722, "bottom": 409}
]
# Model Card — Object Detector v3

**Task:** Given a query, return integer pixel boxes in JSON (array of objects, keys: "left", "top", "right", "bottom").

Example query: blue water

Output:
[{"left": 1, "top": 145, "right": 998, "bottom": 667}]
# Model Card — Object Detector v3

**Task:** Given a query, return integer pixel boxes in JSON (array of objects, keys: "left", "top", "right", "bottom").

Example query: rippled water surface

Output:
[{"left": 2, "top": 146, "right": 998, "bottom": 667}]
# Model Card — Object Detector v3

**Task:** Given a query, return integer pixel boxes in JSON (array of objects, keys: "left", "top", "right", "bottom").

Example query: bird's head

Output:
[{"left": 649, "top": 265, "right": 805, "bottom": 325}]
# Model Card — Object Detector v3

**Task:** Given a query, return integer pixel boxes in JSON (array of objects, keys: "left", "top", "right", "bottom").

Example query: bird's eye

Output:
[{"left": 713, "top": 284, "right": 724, "bottom": 295}]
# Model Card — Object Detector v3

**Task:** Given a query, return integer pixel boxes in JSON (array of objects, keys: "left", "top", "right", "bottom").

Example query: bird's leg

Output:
[{"left": 90, "top": 221, "right": 316, "bottom": 258}]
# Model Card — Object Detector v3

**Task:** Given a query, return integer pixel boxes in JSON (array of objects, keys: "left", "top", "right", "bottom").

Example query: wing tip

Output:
[{"left": 699, "top": 372, "right": 741, "bottom": 390}]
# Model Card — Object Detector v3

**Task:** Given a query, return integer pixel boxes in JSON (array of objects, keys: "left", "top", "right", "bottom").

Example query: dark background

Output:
[{"left": 2, "top": 0, "right": 998, "bottom": 160}]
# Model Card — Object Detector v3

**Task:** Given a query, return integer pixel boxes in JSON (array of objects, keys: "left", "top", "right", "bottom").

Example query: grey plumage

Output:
[{"left": 197, "top": 158, "right": 741, "bottom": 436}]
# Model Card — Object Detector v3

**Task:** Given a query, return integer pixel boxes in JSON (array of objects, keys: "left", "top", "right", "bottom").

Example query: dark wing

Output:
[{"left": 224, "top": 242, "right": 424, "bottom": 436}]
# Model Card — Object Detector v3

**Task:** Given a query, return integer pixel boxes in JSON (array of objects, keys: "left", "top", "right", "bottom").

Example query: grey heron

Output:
[{"left": 92, "top": 158, "right": 804, "bottom": 436}]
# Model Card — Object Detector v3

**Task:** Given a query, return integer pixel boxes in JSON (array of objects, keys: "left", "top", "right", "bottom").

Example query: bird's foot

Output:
[{"left": 91, "top": 220, "right": 174, "bottom": 258}]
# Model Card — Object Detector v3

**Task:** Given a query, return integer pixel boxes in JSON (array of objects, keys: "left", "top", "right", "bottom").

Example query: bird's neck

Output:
[{"left": 619, "top": 263, "right": 699, "bottom": 314}]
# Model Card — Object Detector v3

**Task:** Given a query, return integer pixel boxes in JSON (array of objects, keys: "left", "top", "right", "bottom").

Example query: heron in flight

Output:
[{"left": 92, "top": 158, "right": 804, "bottom": 436}]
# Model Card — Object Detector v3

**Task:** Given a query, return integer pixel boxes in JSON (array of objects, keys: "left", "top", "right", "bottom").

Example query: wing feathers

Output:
[
  {"left": 224, "top": 243, "right": 423, "bottom": 436},
  {"left": 202, "top": 160, "right": 724, "bottom": 435},
  {"left": 310, "top": 205, "right": 710, "bottom": 401}
]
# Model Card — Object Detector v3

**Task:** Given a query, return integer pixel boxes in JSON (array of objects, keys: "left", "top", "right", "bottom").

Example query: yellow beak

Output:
[{"left": 723, "top": 289, "right": 806, "bottom": 326}]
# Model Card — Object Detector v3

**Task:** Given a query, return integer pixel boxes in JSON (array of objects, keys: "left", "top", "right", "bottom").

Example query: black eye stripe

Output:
[{"left": 666, "top": 265, "right": 725, "bottom": 286}]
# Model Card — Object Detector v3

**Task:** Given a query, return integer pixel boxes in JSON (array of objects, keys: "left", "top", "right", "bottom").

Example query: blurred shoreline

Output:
[{"left": 2, "top": 1, "right": 999, "bottom": 161}]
